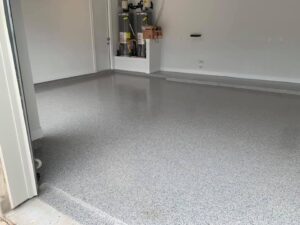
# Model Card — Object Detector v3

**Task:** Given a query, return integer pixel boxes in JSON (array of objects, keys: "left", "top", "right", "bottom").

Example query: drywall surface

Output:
[
  {"left": 153, "top": 0, "right": 300, "bottom": 83},
  {"left": 10, "top": 0, "right": 42, "bottom": 141},
  {"left": 20, "top": 0, "right": 96, "bottom": 83}
]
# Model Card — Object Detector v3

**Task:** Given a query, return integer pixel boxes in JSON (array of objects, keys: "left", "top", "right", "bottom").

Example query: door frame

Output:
[
  {"left": 106, "top": 0, "right": 113, "bottom": 70},
  {"left": 0, "top": 0, "right": 37, "bottom": 209},
  {"left": 0, "top": 0, "right": 114, "bottom": 209}
]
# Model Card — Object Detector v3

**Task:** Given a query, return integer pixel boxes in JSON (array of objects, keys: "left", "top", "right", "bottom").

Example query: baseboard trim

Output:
[
  {"left": 167, "top": 77, "right": 300, "bottom": 96},
  {"left": 160, "top": 67, "right": 300, "bottom": 84},
  {"left": 30, "top": 128, "right": 43, "bottom": 141},
  {"left": 113, "top": 69, "right": 155, "bottom": 77},
  {"left": 35, "top": 69, "right": 300, "bottom": 96},
  {"left": 34, "top": 70, "right": 113, "bottom": 86},
  {"left": 158, "top": 70, "right": 300, "bottom": 95},
  {"left": 113, "top": 69, "right": 300, "bottom": 95}
]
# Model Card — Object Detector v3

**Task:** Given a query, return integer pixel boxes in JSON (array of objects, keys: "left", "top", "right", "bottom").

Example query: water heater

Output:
[
  {"left": 118, "top": 12, "right": 134, "bottom": 56},
  {"left": 117, "top": 0, "right": 154, "bottom": 57},
  {"left": 136, "top": 11, "right": 152, "bottom": 57}
]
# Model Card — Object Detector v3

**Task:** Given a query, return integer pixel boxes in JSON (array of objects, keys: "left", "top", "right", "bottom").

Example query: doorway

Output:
[{"left": 1, "top": 0, "right": 111, "bottom": 209}]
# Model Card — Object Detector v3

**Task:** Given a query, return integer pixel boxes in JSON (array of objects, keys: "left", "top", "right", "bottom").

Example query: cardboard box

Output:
[{"left": 143, "top": 26, "right": 163, "bottom": 40}]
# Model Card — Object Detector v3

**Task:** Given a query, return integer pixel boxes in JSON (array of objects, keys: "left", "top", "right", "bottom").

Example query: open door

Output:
[{"left": 0, "top": 0, "right": 37, "bottom": 208}]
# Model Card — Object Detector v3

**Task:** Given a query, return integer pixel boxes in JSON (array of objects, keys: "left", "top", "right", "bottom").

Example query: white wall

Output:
[
  {"left": 21, "top": 0, "right": 97, "bottom": 84},
  {"left": 155, "top": 0, "right": 300, "bottom": 83},
  {"left": 19, "top": 0, "right": 300, "bottom": 84},
  {"left": 111, "top": 0, "right": 300, "bottom": 83},
  {"left": 9, "top": 0, "right": 111, "bottom": 139}
]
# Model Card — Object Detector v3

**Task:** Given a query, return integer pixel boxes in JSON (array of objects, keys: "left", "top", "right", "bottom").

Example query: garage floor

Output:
[{"left": 35, "top": 72, "right": 300, "bottom": 225}]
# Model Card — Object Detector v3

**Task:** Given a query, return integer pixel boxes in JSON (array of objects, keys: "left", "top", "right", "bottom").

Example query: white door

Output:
[
  {"left": 91, "top": 0, "right": 111, "bottom": 71},
  {"left": 0, "top": 0, "right": 37, "bottom": 208}
]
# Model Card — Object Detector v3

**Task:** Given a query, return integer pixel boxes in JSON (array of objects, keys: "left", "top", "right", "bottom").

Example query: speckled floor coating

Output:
[{"left": 35, "top": 73, "right": 300, "bottom": 225}]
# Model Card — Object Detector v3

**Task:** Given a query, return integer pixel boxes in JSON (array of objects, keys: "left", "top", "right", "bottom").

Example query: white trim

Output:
[
  {"left": 88, "top": 0, "right": 97, "bottom": 73},
  {"left": 107, "top": 0, "right": 114, "bottom": 70},
  {"left": 30, "top": 128, "right": 43, "bottom": 141},
  {"left": 34, "top": 70, "right": 96, "bottom": 84},
  {"left": 0, "top": 1, "right": 37, "bottom": 208},
  {"left": 166, "top": 78, "right": 300, "bottom": 96},
  {"left": 114, "top": 40, "right": 161, "bottom": 74},
  {"left": 160, "top": 67, "right": 300, "bottom": 84}
]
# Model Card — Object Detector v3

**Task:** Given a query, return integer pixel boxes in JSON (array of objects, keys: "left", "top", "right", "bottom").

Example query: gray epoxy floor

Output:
[{"left": 35, "top": 73, "right": 300, "bottom": 225}]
